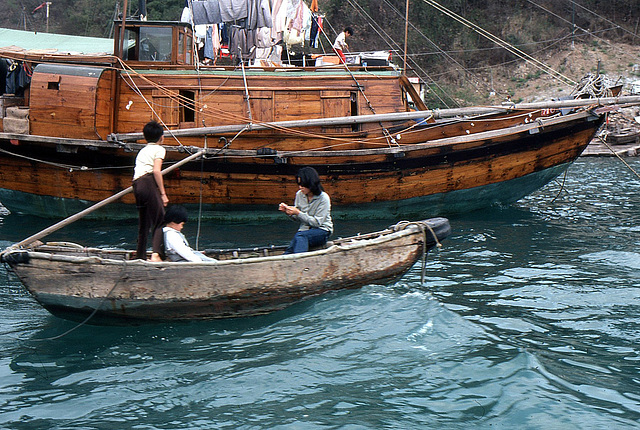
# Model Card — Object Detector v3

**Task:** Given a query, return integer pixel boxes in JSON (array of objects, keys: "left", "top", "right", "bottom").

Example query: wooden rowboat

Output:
[{"left": 0, "top": 218, "right": 450, "bottom": 324}]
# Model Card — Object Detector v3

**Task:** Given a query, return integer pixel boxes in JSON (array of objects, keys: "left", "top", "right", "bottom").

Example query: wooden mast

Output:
[
  {"left": 403, "top": 0, "right": 409, "bottom": 75},
  {"left": 118, "top": 0, "right": 129, "bottom": 58}
]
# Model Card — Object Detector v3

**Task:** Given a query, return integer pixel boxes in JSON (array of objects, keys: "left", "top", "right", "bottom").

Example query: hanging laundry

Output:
[
  {"left": 229, "top": 26, "right": 256, "bottom": 64},
  {"left": 247, "top": 0, "right": 272, "bottom": 30},
  {"left": 289, "top": 0, "right": 305, "bottom": 33},
  {"left": 5, "top": 61, "right": 31, "bottom": 97},
  {"left": 310, "top": 14, "right": 320, "bottom": 48},
  {"left": 204, "top": 24, "right": 220, "bottom": 62},
  {"left": 219, "top": 0, "right": 248, "bottom": 22},
  {"left": 191, "top": 0, "right": 223, "bottom": 24},
  {"left": 271, "top": 0, "right": 288, "bottom": 43}
]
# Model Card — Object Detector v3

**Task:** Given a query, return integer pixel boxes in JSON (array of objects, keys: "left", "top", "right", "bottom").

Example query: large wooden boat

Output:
[
  {"left": 0, "top": 20, "right": 631, "bottom": 220},
  {"left": 0, "top": 218, "right": 450, "bottom": 324}
]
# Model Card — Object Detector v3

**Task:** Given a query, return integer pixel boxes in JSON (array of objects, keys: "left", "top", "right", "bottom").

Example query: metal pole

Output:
[{"left": 45, "top": 2, "right": 51, "bottom": 32}]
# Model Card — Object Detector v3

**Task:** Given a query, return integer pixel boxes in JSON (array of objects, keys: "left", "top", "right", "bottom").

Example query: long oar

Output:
[{"left": 4, "top": 149, "right": 206, "bottom": 250}]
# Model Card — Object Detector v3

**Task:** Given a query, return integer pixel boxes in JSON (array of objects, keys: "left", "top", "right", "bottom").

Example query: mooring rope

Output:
[
  {"left": 393, "top": 220, "right": 443, "bottom": 283},
  {"left": 597, "top": 134, "right": 640, "bottom": 180},
  {"left": 550, "top": 169, "right": 569, "bottom": 203}
]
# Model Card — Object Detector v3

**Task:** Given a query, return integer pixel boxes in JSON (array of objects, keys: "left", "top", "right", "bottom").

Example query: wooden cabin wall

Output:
[
  {"left": 115, "top": 71, "right": 405, "bottom": 139},
  {"left": 30, "top": 68, "right": 106, "bottom": 140},
  {"left": 95, "top": 70, "right": 114, "bottom": 140}
]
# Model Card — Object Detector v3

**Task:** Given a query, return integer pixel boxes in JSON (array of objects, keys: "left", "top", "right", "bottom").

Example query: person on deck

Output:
[
  {"left": 163, "top": 205, "right": 216, "bottom": 262},
  {"left": 279, "top": 167, "right": 333, "bottom": 254},
  {"left": 133, "top": 121, "right": 169, "bottom": 261},
  {"left": 333, "top": 27, "right": 353, "bottom": 64}
]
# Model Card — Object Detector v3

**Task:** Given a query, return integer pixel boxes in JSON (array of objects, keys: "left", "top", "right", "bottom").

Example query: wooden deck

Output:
[
  {"left": 583, "top": 108, "right": 640, "bottom": 156},
  {"left": 583, "top": 138, "right": 640, "bottom": 156}
]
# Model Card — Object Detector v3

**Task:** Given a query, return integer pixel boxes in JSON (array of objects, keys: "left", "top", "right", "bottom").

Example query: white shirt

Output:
[
  {"left": 163, "top": 226, "right": 208, "bottom": 262},
  {"left": 133, "top": 144, "right": 166, "bottom": 180},
  {"left": 333, "top": 32, "right": 348, "bottom": 51}
]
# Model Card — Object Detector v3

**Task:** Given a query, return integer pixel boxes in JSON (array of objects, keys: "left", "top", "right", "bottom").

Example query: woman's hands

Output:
[{"left": 279, "top": 202, "right": 300, "bottom": 216}]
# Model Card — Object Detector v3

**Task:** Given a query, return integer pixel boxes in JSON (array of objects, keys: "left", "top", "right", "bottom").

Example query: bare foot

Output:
[{"left": 149, "top": 253, "right": 162, "bottom": 262}]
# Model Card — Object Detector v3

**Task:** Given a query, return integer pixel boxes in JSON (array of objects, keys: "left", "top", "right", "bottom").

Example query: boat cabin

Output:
[
  {"left": 1, "top": 20, "right": 424, "bottom": 141},
  {"left": 114, "top": 20, "right": 195, "bottom": 66}
]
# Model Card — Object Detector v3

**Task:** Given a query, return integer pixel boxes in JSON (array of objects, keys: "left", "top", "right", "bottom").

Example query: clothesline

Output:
[{"left": 184, "top": 0, "right": 327, "bottom": 64}]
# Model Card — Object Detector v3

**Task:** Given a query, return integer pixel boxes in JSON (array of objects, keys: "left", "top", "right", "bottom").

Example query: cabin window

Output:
[
  {"left": 123, "top": 29, "right": 139, "bottom": 60},
  {"left": 185, "top": 32, "right": 193, "bottom": 65},
  {"left": 139, "top": 27, "right": 173, "bottom": 62},
  {"left": 180, "top": 90, "right": 196, "bottom": 123},
  {"left": 177, "top": 29, "right": 193, "bottom": 65},
  {"left": 47, "top": 82, "right": 59, "bottom": 90}
]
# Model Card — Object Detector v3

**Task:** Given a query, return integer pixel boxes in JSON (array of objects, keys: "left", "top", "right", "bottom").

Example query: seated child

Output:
[{"left": 162, "top": 205, "right": 216, "bottom": 262}]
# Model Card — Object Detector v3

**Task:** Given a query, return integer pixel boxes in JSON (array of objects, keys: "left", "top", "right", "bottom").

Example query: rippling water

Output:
[{"left": 1, "top": 158, "right": 639, "bottom": 429}]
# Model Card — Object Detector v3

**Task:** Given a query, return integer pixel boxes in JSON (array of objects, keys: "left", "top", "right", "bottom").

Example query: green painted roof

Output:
[{"left": 0, "top": 28, "right": 113, "bottom": 55}]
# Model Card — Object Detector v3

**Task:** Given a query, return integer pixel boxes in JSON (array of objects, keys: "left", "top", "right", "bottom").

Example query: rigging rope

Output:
[
  {"left": 370, "top": 0, "right": 474, "bottom": 105},
  {"left": 597, "top": 133, "right": 640, "bottom": 180},
  {"left": 526, "top": 0, "right": 637, "bottom": 59},
  {"left": 318, "top": 17, "right": 397, "bottom": 145},
  {"left": 422, "top": 0, "right": 577, "bottom": 87}
]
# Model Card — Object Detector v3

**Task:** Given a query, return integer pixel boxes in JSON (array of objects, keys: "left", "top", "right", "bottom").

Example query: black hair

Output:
[
  {"left": 164, "top": 205, "right": 188, "bottom": 224},
  {"left": 345, "top": 27, "right": 354, "bottom": 36},
  {"left": 296, "top": 166, "right": 324, "bottom": 196},
  {"left": 143, "top": 120, "right": 164, "bottom": 143}
]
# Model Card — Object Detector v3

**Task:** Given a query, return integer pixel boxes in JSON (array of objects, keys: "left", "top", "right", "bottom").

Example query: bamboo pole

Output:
[
  {"left": 4, "top": 150, "right": 205, "bottom": 251},
  {"left": 118, "top": 0, "right": 129, "bottom": 59},
  {"left": 109, "top": 95, "right": 640, "bottom": 141}
]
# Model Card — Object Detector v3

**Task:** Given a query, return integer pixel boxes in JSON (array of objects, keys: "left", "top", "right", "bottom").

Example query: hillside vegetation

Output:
[{"left": 3, "top": 0, "right": 640, "bottom": 106}]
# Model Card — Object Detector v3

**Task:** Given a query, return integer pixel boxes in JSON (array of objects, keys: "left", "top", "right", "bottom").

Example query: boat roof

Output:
[
  {"left": 0, "top": 28, "right": 113, "bottom": 55},
  {"left": 127, "top": 68, "right": 401, "bottom": 77}
]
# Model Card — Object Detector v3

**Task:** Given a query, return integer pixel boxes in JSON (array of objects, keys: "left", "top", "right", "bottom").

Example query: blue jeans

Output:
[{"left": 284, "top": 228, "right": 330, "bottom": 254}]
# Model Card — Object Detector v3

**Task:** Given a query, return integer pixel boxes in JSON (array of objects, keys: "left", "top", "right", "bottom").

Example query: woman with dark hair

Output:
[
  {"left": 279, "top": 167, "right": 333, "bottom": 254},
  {"left": 162, "top": 205, "right": 215, "bottom": 262}
]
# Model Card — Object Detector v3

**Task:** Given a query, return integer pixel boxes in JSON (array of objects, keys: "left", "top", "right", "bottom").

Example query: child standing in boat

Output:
[
  {"left": 133, "top": 121, "right": 169, "bottom": 261},
  {"left": 279, "top": 167, "right": 333, "bottom": 254},
  {"left": 333, "top": 27, "right": 353, "bottom": 64}
]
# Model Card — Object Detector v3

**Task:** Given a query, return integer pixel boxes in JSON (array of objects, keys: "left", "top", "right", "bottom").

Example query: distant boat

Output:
[
  {"left": 0, "top": 218, "right": 451, "bottom": 324},
  {"left": 0, "top": 19, "right": 634, "bottom": 220}
]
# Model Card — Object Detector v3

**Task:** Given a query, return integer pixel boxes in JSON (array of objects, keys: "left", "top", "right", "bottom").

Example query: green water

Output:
[{"left": 1, "top": 158, "right": 639, "bottom": 429}]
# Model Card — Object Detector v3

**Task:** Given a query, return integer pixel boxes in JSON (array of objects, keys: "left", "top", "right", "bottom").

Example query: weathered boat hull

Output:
[
  {"left": 0, "top": 110, "right": 603, "bottom": 220},
  {"left": 1, "top": 218, "right": 451, "bottom": 324},
  {"left": 0, "top": 161, "right": 571, "bottom": 221}
]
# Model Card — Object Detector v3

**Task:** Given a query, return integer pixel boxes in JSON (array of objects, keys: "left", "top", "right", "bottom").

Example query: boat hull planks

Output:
[
  {"left": 0, "top": 111, "right": 603, "bottom": 219},
  {"left": 2, "top": 218, "right": 451, "bottom": 323}
]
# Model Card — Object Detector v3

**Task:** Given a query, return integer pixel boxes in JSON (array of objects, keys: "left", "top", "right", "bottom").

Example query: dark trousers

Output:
[
  {"left": 284, "top": 228, "right": 330, "bottom": 254},
  {"left": 133, "top": 174, "right": 165, "bottom": 259}
]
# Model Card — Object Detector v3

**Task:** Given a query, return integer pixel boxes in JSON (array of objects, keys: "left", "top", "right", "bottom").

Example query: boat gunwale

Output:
[
  {"left": 9, "top": 219, "right": 447, "bottom": 268},
  {"left": 0, "top": 109, "right": 599, "bottom": 158}
]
